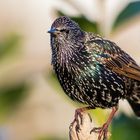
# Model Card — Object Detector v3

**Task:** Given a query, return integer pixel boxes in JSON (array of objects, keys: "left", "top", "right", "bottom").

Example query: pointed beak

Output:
[{"left": 48, "top": 28, "right": 57, "bottom": 34}]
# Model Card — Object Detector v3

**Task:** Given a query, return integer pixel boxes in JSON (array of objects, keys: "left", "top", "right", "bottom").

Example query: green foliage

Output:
[
  {"left": 111, "top": 113, "right": 140, "bottom": 140},
  {"left": 0, "top": 32, "right": 27, "bottom": 120},
  {"left": 113, "top": 1, "right": 140, "bottom": 30},
  {"left": 0, "top": 33, "right": 21, "bottom": 59},
  {"left": 90, "top": 108, "right": 108, "bottom": 125},
  {"left": 0, "top": 83, "right": 28, "bottom": 120}
]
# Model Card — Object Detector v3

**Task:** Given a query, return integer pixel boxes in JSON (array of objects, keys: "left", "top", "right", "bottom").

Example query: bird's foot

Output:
[
  {"left": 70, "top": 107, "right": 91, "bottom": 132},
  {"left": 91, "top": 123, "right": 111, "bottom": 140},
  {"left": 70, "top": 109, "right": 83, "bottom": 132}
]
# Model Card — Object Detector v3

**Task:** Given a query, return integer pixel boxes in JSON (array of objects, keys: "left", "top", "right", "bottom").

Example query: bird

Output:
[{"left": 48, "top": 16, "right": 140, "bottom": 140}]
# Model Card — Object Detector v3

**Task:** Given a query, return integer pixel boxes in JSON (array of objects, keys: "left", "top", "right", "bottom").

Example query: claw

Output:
[
  {"left": 70, "top": 107, "right": 91, "bottom": 132},
  {"left": 72, "top": 109, "right": 84, "bottom": 131},
  {"left": 90, "top": 106, "right": 118, "bottom": 140},
  {"left": 91, "top": 123, "right": 109, "bottom": 140},
  {"left": 98, "top": 124, "right": 108, "bottom": 140},
  {"left": 90, "top": 127, "right": 102, "bottom": 133}
]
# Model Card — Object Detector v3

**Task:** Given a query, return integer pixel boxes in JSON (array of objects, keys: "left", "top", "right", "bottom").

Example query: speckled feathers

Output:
[{"left": 48, "top": 16, "right": 140, "bottom": 116}]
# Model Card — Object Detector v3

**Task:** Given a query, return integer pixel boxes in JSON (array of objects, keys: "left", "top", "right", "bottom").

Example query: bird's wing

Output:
[{"left": 85, "top": 34, "right": 140, "bottom": 81}]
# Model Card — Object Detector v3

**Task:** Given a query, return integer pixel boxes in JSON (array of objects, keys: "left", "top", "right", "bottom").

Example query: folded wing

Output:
[{"left": 86, "top": 34, "right": 140, "bottom": 81}]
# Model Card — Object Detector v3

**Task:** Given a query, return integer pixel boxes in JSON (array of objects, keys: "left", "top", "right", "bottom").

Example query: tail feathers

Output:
[{"left": 128, "top": 100, "right": 140, "bottom": 117}]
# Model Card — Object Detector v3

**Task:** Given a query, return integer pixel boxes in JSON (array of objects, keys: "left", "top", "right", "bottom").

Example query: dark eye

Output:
[{"left": 60, "top": 29, "right": 69, "bottom": 34}]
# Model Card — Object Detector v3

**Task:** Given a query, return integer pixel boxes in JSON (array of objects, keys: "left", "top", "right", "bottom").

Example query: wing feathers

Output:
[
  {"left": 86, "top": 34, "right": 140, "bottom": 81},
  {"left": 113, "top": 67, "right": 140, "bottom": 81}
]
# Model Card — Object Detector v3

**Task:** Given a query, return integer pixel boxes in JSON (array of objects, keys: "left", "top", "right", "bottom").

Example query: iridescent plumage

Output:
[{"left": 48, "top": 16, "right": 140, "bottom": 140}]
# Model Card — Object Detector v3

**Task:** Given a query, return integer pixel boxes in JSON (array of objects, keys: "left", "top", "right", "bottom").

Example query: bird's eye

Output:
[{"left": 60, "top": 29, "right": 69, "bottom": 34}]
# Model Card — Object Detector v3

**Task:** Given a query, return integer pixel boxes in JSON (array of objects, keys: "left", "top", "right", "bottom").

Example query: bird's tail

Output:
[{"left": 128, "top": 100, "right": 140, "bottom": 117}]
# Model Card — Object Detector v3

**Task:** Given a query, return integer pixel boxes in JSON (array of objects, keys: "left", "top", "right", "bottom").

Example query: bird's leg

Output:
[
  {"left": 70, "top": 106, "right": 93, "bottom": 131},
  {"left": 91, "top": 106, "right": 118, "bottom": 140}
]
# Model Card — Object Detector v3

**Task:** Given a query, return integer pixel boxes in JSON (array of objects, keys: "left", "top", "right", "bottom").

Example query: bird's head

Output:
[{"left": 48, "top": 16, "right": 84, "bottom": 42}]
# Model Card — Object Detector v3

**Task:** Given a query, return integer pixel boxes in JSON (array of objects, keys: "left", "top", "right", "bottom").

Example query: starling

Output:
[{"left": 48, "top": 16, "right": 140, "bottom": 140}]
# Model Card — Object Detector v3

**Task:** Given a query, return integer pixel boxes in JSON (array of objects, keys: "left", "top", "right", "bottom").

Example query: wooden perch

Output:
[{"left": 69, "top": 112, "right": 98, "bottom": 140}]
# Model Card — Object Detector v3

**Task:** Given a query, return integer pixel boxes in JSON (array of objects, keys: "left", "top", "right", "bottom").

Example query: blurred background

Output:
[{"left": 0, "top": 0, "right": 140, "bottom": 140}]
